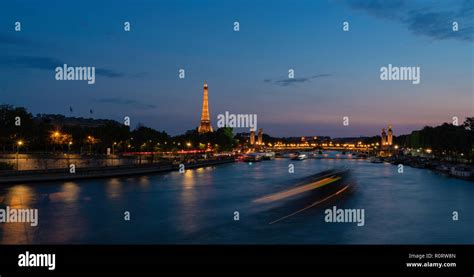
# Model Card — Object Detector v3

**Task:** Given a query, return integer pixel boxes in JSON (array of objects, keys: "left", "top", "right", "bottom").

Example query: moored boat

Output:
[
  {"left": 242, "top": 153, "right": 263, "bottom": 162},
  {"left": 450, "top": 166, "right": 474, "bottom": 180},
  {"left": 369, "top": 157, "right": 383, "bottom": 163},
  {"left": 435, "top": 164, "right": 451, "bottom": 173},
  {"left": 291, "top": 153, "right": 308, "bottom": 160},
  {"left": 259, "top": 152, "right": 275, "bottom": 160}
]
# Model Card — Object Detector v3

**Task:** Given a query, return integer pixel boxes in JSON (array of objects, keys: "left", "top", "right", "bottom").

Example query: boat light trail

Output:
[
  {"left": 268, "top": 185, "right": 350, "bottom": 225},
  {"left": 253, "top": 176, "right": 341, "bottom": 204}
]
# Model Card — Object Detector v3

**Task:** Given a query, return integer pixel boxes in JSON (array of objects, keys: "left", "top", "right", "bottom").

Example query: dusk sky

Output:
[{"left": 0, "top": 0, "right": 472, "bottom": 137}]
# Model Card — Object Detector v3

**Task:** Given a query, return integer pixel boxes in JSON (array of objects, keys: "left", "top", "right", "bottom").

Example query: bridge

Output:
[{"left": 268, "top": 145, "right": 375, "bottom": 153}]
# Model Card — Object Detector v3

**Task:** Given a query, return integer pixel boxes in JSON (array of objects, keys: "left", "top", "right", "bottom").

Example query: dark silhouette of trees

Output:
[
  {"left": 173, "top": 127, "right": 235, "bottom": 151},
  {"left": 131, "top": 124, "right": 171, "bottom": 152},
  {"left": 464, "top": 117, "right": 474, "bottom": 131},
  {"left": 0, "top": 105, "right": 35, "bottom": 151},
  {"left": 403, "top": 123, "right": 473, "bottom": 161}
]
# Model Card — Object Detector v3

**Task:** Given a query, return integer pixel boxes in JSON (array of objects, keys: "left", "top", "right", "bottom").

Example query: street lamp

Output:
[
  {"left": 67, "top": 141, "right": 73, "bottom": 164},
  {"left": 16, "top": 140, "right": 23, "bottom": 170},
  {"left": 87, "top": 136, "right": 96, "bottom": 153},
  {"left": 51, "top": 131, "right": 61, "bottom": 152}
]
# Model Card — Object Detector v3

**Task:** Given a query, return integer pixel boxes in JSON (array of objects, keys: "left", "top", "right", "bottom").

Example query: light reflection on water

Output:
[
  {"left": 49, "top": 182, "right": 80, "bottom": 203},
  {"left": 106, "top": 178, "right": 123, "bottom": 200},
  {"left": 0, "top": 156, "right": 473, "bottom": 244},
  {"left": 138, "top": 176, "right": 150, "bottom": 187},
  {"left": 180, "top": 170, "right": 198, "bottom": 233},
  {"left": 1, "top": 186, "right": 36, "bottom": 244}
]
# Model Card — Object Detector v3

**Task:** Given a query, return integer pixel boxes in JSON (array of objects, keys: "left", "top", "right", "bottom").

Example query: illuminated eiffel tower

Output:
[{"left": 198, "top": 81, "right": 213, "bottom": 133}]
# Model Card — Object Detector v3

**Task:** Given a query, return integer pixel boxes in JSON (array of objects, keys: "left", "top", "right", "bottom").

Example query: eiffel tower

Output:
[{"left": 198, "top": 81, "right": 213, "bottom": 133}]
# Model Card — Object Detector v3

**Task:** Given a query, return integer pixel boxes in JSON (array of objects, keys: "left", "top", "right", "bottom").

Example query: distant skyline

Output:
[{"left": 0, "top": 0, "right": 472, "bottom": 137}]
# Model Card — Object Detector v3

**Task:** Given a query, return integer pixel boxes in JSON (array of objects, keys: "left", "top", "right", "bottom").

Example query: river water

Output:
[{"left": 0, "top": 152, "right": 473, "bottom": 244}]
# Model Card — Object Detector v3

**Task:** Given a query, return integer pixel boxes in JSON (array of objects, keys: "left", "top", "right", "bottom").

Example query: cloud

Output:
[
  {"left": 93, "top": 97, "right": 156, "bottom": 109},
  {"left": 129, "top": 72, "right": 148, "bottom": 78},
  {"left": 344, "top": 0, "right": 474, "bottom": 42},
  {"left": 95, "top": 68, "right": 124, "bottom": 78},
  {"left": 265, "top": 74, "right": 332, "bottom": 87},
  {"left": 0, "top": 55, "right": 61, "bottom": 70},
  {"left": 0, "top": 55, "right": 131, "bottom": 78},
  {"left": 0, "top": 33, "right": 35, "bottom": 47},
  {"left": 0, "top": 34, "right": 145, "bottom": 78}
]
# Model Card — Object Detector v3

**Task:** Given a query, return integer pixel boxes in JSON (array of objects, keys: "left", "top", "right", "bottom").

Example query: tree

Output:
[
  {"left": 210, "top": 127, "right": 234, "bottom": 151},
  {"left": 131, "top": 124, "right": 170, "bottom": 152},
  {"left": 464, "top": 117, "right": 474, "bottom": 131},
  {"left": 0, "top": 105, "right": 34, "bottom": 151}
]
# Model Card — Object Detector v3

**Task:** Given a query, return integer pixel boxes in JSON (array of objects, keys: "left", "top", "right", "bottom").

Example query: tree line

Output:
[{"left": 0, "top": 105, "right": 235, "bottom": 153}]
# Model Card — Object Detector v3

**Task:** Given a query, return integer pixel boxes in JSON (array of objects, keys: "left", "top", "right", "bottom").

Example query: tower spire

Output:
[{"left": 198, "top": 81, "right": 213, "bottom": 133}]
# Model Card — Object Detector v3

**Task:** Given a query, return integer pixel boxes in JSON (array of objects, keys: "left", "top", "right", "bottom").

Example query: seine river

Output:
[{"left": 1, "top": 152, "right": 473, "bottom": 244}]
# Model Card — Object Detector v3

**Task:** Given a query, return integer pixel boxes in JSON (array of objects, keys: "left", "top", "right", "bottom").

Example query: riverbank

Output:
[
  {"left": 0, "top": 157, "right": 235, "bottom": 184},
  {"left": 387, "top": 156, "right": 474, "bottom": 181}
]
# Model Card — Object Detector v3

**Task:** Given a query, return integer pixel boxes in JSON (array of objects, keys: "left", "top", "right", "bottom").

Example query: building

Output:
[
  {"left": 34, "top": 114, "right": 120, "bottom": 128},
  {"left": 198, "top": 82, "right": 213, "bottom": 133},
  {"left": 381, "top": 128, "right": 387, "bottom": 146},
  {"left": 379, "top": 125, "right": 396, "bottom": 157},
  {"left": 257, "top": 128, "right": 263, "bottom": 145},
  {"left": 387, "top": 125, "right": 393, "bottom": 146},
  {"left": 250, "top": 130, "right": 255, "bottom": 145}
]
